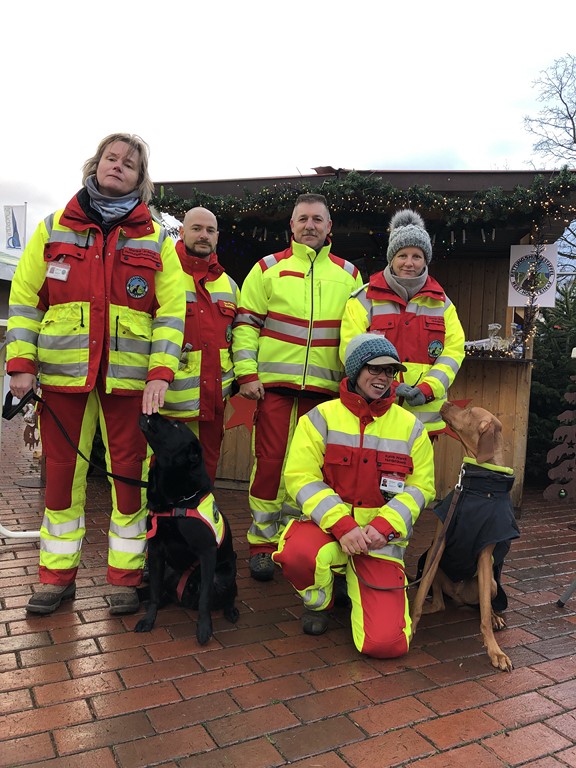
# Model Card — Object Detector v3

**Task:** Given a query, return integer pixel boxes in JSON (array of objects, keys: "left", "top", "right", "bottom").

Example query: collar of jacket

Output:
[
  {"left": 339, "top": 377, "right": 395, "bottom": 421},
  {"left": 59, "top": 188, "right": 154, "bottom": 238},
  {"left": 291, "top": 238, "right": 332, "bottom": 264},
  {"left": 367, "top": 269, "right": 446, "bottom": 303},
  {"left": 176, "top": 240, "right": 223, "bottom": 279}
]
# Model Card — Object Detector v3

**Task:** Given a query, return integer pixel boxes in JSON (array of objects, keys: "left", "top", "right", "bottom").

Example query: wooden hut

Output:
[{"left": 154, "top": 168, "right": 576, "bottom": 508}]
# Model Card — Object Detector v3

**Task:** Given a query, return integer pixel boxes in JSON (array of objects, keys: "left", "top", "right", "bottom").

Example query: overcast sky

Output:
[{"left": 1, "top": 0, "right": 575, "bottom": 244}]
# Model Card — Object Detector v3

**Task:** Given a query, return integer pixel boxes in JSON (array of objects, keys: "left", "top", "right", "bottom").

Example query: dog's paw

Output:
[
  {"left": 492, "top": 611, "right": 507, "bottom": 631},
  {"left": 224, "top": 605, "right": 240, "bottom": 624},
  {"left": 134, "top": 618, "right": 155, "bottom": 633},
  {"left": 489, "top": 649, "right": 513, "bottom": 672},
  {"left": 196, "top": 618, "right": 213, "bottom": 645}
]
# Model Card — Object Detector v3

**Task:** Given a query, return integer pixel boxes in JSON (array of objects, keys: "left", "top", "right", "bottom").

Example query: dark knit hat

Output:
[
  {"left": 386, "top": 209, "right": 432, "bottom": 265},
  {"left": 344, "top": 333, "right": 407, "bottom": 385}
]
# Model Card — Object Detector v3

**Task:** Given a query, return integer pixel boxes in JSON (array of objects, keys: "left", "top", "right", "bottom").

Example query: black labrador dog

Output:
[{"left": 135, "top": 413, "right": 239, "bottom": 644}]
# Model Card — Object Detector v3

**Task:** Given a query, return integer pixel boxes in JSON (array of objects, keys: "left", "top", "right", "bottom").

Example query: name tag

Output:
[
  {"left": 380, "top": 475, "right": 405, "bottom": 495},
  {"left": 46, "top": 262, "right": 71, "bottom": 281}
]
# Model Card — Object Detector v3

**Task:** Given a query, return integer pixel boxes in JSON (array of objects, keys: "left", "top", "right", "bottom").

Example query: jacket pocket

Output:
[
  {"left": 118, "top": 246, "right": 162, "bottom": 271},
  {"left": 44, "top": 242, "right": 86, "bottom": 262}
]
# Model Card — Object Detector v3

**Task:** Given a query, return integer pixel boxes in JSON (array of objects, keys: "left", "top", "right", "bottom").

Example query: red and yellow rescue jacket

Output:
[
  {"left": 6, "top": 191, "right": 185, "bottom": 394},
  {"left": 161, "top": 242, "right": 239, "bottom": 420},
  {"left": 233, "top": 239, "right": 363, "bottom": 395},
  {"left": 340, "top": 271, "right": 465, "bottom": 433},
  {"left": 284, "top": 379, "right": 435, "bottom": 563}
]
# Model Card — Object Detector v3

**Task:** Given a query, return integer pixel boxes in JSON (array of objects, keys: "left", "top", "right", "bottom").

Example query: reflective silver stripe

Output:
[
  {"left": 170, "top": 375, "right": 201, "bottom": 391},
  {"left": 186, "top": 291, "right": 196, "bottom": 303},
  {"left": 350, "top": 282, "right": 369, "bottom": 300},
  {"left": 426, "top": 368, "right": 450, "bottom": 389},
  {"left": 44, "top": 212, "right": 55, "bottom": 234},
  {"left": 40, "top": 539, "right": 82, "bottom": 555},
  {"left": 116, "top": 338, "right": 151, "bottom": 355},
  {"left": 153, "top": 315, "right": 186, "bottom": 334},
  {"left": 412, "top": 410, "right": 442, "bottom": 424},
  {"left": 164, "top": 398, "right": 201, "bottom": 412},
  {"left": 306, "top": 409, "right": 328, "bottom": 440},
  {"left": 233, "top": 349, "right": 258, "bottom": 361},
  {"left": 108, "top": 535, "right": 147, "bottom": 554},
  {"left": 297, "top": 480, "right": 331, "bottom": 504},
  {"left": 48, "top": 229, "right": 96, "bottom": 247},
  {"left": 234, "top": 311, "right": 264, "bottom": 328},
  {"left": 248, "top": 520, "right": 279, "bottom": 540},
  {"left": 262, "top": 254, "right": 278, "bottom": 269},
  {"left": 341, "top": 260, "right": 356, "bottom": 276},
  {"left": 369, "top": 543, "right": 405, "bottom": 560},
  {"left": 108, "top": 364, "right": 149, "bottom": 380},
  {"left": 361, "top": 434, "right": 411, "bottom": 454},
  {"left": 9, "top": 304, "right": 45, "bottom": 322},
  {"left": 38, "top": 332, "right": 89, "bottom": 351},
  {"left": 210, "top": 291, "right": 236, "bottom": 302},
  {"left": 42, "top": 514, "right": 85, "bottom": 536},
  {"left": 222, "top": 382, "right": 233, "bottom": 398},
  {"left": 259, "top": 361, "right": 340, "bottom": 382},
  {"left": 40, "top": 361, "right": 90, "bottom": 377},
  {"left": 405, "top": 302, "right": 445, "bottom": 317},
  {"left": 326, "top": 430, "right": 360, "bottom": 448},
  {"left": 109, "top": 519, "right": 147, "bottom": 538},
  {"left": 309, "top": 494, "right": 343, "bottom": 526},
  {"left": 303, "top": 589, "right": 327, "bottom": 609},
  {"left": 6, "top": 327, "right": 39, "bottom": 345},
  {"left": 306, "top": 364, "right": 342, "bottom": 382},
  {"left": 151, "top": 338, "right": 182, "bottom": 358},
  {"left": 435, "top": 355, "right": 461, "bottom": 374},
  {"left": 222, "top": 369, "right": 234, "bottom": 383},
  {"left": 265, "top": 317, "right": 308, "bottom": 340},
  {"left": 373, "top": 304, "right": 401, "bottom": 317},
  {"left": 120, "top": 237, "right": 162, "bottom": 254}
]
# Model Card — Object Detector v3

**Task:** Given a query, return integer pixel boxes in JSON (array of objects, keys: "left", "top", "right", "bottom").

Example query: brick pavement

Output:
[{"left": 0, "top": 414, "right": 575, "bottom": 767}]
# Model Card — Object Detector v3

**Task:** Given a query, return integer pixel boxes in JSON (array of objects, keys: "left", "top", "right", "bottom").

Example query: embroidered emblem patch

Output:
[
  {"left": 428, "top": 339, "right": 443, "bottom": 359},
  {"left": 126, "top": 276, "right": 149, "bottom": 299},
  {"left": 226, "top": 324, "right": 233, "bottom": 343}
]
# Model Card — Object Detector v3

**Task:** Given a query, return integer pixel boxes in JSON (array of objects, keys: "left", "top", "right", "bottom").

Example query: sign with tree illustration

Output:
[{"left": 508, "top": 244, "right": 557, "bottom": 308}]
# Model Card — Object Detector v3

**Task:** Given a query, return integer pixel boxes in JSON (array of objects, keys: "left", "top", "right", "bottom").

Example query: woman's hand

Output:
[
  {"left": 362, "top": 524, "right": 388, "bottom": 551},
  {"left": 239, "top": 380, "right": 265, "bottom": 400},
  {"left": 9, "top": 373, "right": 37, "bottom": 400},
  {"left": 142, "top": 380, "right": 169, "bottom": 415},
  {"left": 340, "top": 526, "right": 372, "bottom": 556}
]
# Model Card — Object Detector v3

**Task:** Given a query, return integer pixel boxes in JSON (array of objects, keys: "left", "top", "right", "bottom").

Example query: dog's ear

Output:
[{"left": 476, "top": 420, "right": 496, "bottom": 464}]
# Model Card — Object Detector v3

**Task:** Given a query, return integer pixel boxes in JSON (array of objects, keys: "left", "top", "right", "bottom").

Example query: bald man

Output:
[{"left": 161, "top": 207, "right": 239, "bottom": 483}]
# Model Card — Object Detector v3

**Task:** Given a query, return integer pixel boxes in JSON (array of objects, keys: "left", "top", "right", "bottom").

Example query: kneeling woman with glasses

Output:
[{"left": 273, "top": 333, "right": 435, "bottom": 658}]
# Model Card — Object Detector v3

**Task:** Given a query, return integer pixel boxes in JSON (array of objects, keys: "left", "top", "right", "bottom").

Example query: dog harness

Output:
[{"left": 146, "top": 492, "right": 226, "bottom": 544}]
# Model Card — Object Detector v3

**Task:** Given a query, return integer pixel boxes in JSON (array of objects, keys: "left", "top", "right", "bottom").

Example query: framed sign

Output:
[{"left": 508, "top": 244, "right": 557, "bottom": 308}]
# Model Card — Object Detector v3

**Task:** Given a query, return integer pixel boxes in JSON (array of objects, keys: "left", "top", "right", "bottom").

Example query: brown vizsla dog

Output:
[{"left": 410, "top": 401, "right": 519, "bottom": 672}]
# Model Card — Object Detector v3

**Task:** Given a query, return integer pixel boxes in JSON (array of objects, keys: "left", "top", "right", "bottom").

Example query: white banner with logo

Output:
[
  {"left": 508, "top": 244, "right": 557, "bottom": 308},
  {"left": 4, "top": 205, "right": 26, "bottom": 250}
]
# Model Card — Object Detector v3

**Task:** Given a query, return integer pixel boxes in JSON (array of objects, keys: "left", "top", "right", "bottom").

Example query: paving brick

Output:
[
  {"left": 0, "top": 653, "right": 17, "bottom": 673},
  {"left": 113, "top": 724, "right": 215, "bottom": 768},
  {"left": 340, "top": 725, "right": 434, "bottom": 766},
  {"left": 231, "top": 673, "right": 314, "bottom": 710},
  {"left": 68, "top": 647, "right": 151, "bottom": 677},
  {"left": 556, "top": 746, "right": 576, "bottom": 767},
  {"left": 175, "top": 664, "right": 258, "bottom": 699},
  {"left": 351, "top": 696, "right": 435, "bottom": 733},
  {"left": 409, "top": 742, "right": 509, "bottom": 767},
  {"left": 148, "top": 691, "right": 239, "bottom": 732},
  {"left": 19, "top": 638, "right": 99, "bottom": 667},
  {"left": 206, "top": 702, "right": 298, "bottom": 746},
  {"left": 415, "top": 708, "right": 501, "bottom": 749},
  {"left": 0, "top": 699, "right": 92, "bottom": 740},
  {"left": 0, "top": 686, "right": 32, "bottom": 715},
  {"left": 0, "top": 732, "right": 54, "bottom": 767},
  {"left": 34, "top": 671, "right": 123, "bottom": 706},
  {"left": 91, "top": 679, "right": 182, "bottom": 718},
  {"left": 283, "top": 755, "right": 350, "bottom": 768},
  {"left": 0, "top": 661, "right": 69, "bottom": 693},
  {"left": 195, "top": 642, "right": 273, "bottom": 671},
  {"left": 179, "top": 737, "right": 282, "bottom": 768},
  {"left": 53, "top": 712, "right": 154, "bottom": 755},
  {"left": 248, "top": 649, "right": 327, "bottom": 679},
  {"left": 358, "top": 669, "right": 435, "bottom": 702},
  {"left": 271, "top": 715, "right": 364, "bottom": 762},
  {"left": 26, "top": 747, "right": 118, "bottom": 768},
  {"left": 483, "top": 722, "right": 572, "bottom": 765},
  {"left": 533, "top": 657, "right": 576, "bottom": 682},
  {"left": 119, "top": 654, "right": 203, "bottom": 687},
  {"left": 49, "top": 619, "right": 126, "bottom": 643},
  {"left": 417, "top": 680, "right": 498, "bottom": 714},
  {"left": 483, "top": 691, "right": 564, "bottom": 727},
  {"left": 545, "top": 710, "right": 576, "bottom": 741},
  {"left": 288, "top": 684, "right": 373, "bottom": 722},
  {"left": 543, "top": 678, "right": 576, "bottom": 708}
]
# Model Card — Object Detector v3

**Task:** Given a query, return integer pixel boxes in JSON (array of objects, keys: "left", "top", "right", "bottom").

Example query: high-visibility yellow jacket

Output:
[
  {"left": 284, "top": 379, "right": 435, "bottom": 563},
  {"left": 162, "top": 242, "right": 239, "bottom": 420},
  {"left": 340, "top": 271, "right": 465, "bottom": 434},
  {"left": 233, "top": 240, "right": 363, "bottom": 395},
  {"left": 6, "top": 192, "right": 185, "bottom": 394}
]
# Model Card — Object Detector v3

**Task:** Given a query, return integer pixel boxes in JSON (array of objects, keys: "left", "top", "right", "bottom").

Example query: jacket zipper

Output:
[{"left": 302, "top": 256, "right": 314, "bottom": 389}]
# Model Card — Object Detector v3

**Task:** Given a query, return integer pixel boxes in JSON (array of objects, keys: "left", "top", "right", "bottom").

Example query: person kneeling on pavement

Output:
[{"left": 273, "top": 334, "right": 435, "bottom": 658}]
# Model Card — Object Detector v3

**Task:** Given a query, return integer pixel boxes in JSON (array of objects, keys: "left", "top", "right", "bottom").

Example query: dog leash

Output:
[
  {"left": 2, "top": 391, "right": 147, "bottom": 488},
  {"left": 350, "top": 466, "right": 465, "bottom": 592}
]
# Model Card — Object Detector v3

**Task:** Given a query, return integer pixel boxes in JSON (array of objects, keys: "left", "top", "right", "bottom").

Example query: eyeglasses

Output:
[{"left": 365, "top": 364, "right": 397, "bottom": 377}]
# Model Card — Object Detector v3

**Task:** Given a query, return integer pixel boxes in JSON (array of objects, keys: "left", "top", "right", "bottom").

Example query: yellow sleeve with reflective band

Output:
[
  {"left": 419, "top": 299, "right": 465, "bottom": 399},
  {"left": 232, "top": 262, "right": 268, "bottom": 381},
  {"left": 339, "top": 290, "right": 370, "bottom": 365}
]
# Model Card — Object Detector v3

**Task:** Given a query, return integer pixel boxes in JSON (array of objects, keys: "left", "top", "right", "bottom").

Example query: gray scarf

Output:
[
  {"left": 384, "top": 264, "right": 428, "bottom": 301},
  {"left": 85, "top": 175, "right": 139, "bottom": 223}
]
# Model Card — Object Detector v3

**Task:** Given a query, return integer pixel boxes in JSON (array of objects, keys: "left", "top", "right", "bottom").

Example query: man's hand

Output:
[
  {"left": 9, "top": 373, "right": 37, "bottom": 400},
  {"left": 239, "top": 381, "right": 265, "bottom": 400},
  {"left": 142, "top": 380, "right": 169, "bottom": 415},
  {"left": 340, "top": 526, "right": 372, "bottom": 556},
  {"left": 396, "top": 383, "right": 426, "bottom": 406}
]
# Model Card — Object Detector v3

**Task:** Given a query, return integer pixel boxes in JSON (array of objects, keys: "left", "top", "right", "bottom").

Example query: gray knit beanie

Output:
[
  {"left": 386, "top": 209, "right": 432, "bottom": 265},
  {"left": 345, "top": 333, "right": 407, "bottom": 385}
]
